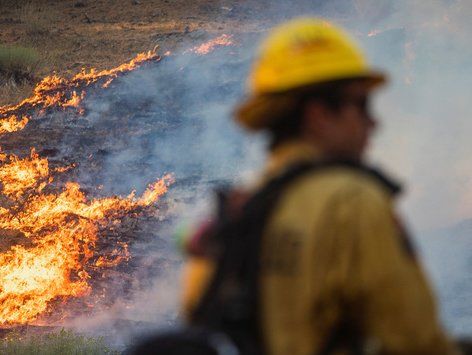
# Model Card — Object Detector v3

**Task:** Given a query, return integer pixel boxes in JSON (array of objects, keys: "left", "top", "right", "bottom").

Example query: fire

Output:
[
  {"left": 189, "top": 34, "right": 234, "bottom": 55},
  {"left": 0, "top": 149, "right": 173, "bottom": 325},
  {"left": 0, "top": 115, "right": 29, "bottom": 134},
  {"left": 94, "top": 242, "right": 130, "bottom": 268},
  {"left": 0, "top": 50, "right": 160, "bottom": 135},
  {"left": 0, "top": 148, "right": 50, "bottom": 199},
  {"left": 0, "top": 48, "right": 171, "bottom": 326}
]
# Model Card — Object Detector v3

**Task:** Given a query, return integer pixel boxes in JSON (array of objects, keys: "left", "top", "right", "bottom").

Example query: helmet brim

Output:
[
  {"left": 235, "top": 70, "right": 388, "bottom": 131},
  {"left": 360, "top": 70, "right": 388, "bottom": 89}
]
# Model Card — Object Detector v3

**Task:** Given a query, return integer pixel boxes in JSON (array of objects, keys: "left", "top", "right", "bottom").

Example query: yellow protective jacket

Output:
[{"left": 182, "top": 141, "right": 459, "bottom": 355}]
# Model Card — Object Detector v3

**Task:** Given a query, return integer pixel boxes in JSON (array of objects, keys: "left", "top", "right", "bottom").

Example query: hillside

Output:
[{"left": 0, "top": 0, "right": 265, "bottom": 105}]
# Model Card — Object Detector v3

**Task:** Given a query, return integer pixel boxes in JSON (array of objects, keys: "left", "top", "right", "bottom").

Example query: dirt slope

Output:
[{"left": 0, "top": 0, "right": 265, "bottom": 105}]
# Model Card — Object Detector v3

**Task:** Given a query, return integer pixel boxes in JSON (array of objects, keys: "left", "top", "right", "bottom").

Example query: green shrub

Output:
[
  {"left": 0, "top": 45, "right": 39, "bottom": 81},
  {"left": 0, "top": 329, "right": 119, "bottom": 355}
]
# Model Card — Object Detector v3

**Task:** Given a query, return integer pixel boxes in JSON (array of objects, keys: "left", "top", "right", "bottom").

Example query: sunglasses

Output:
[{"left": 300, "top": 85, "right": 373, "bottom": 119}]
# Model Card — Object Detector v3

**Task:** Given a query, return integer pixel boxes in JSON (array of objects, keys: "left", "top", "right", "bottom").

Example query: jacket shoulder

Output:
[{"left": 290, "top": 165, "right": 399, "bottom": 203}]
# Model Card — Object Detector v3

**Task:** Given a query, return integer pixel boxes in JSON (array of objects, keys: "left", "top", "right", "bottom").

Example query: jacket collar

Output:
[{"left": 263, "top": 140, "right": 323, "bottom": 181}]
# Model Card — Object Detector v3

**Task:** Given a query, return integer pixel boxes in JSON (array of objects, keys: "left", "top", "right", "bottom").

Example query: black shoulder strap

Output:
[{"left": 261, "top": 159, "right": 401, "bottom": 197}]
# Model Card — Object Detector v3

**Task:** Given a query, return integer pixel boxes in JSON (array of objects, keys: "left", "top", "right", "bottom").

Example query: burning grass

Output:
[
  {"left": 188, "top": 34, "right": 234, "bottom": 55},
  {"left": 0, "top": 50, "right": 160, "bottom": 135},
  {"left": 0, "top": 148, "right": 173, "bottom": 325},
  {"left": 0, "top": 49, "right": 172, "bottom": 326}
]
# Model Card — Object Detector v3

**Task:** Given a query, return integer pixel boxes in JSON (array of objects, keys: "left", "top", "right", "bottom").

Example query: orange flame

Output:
[
  {"left": 0, "top": 48, "right": 170, "bottom": 325},
  {"left": 189, "top": 34, "right": 234, "bottom": 55},
  {"left": 0, "top": 148, "right": 50, "bottom": 199},
  {"left": 0, "top": 115, "right": 29, "bottom": 134},
  {"left": 0, "top": 149, "right": 173, "bottom": 325},
  {"left": 95, "top": 242, "right": 130, "bottom": 268},
  {"left": 0, "top": 50, "right": 160, "bottom": 135}
]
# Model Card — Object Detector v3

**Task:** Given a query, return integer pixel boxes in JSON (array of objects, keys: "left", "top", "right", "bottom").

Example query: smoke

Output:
[
  {"left": 78, "top": 42, "right": 264, "bottom": 192},
  {"left": 55, "top": 32, "right": 266, "bottom": 347},
  {"left": 359, "top": 0, "right": 472, "bottom": 230},
  {"left": 326, "top": 2, "right": 472, "bottom": 333},
  {"left": 42, "top": 0, "right": 471, "bottom": 343},
  {"left": 233, "top": 0, "right": 472, "bottom": 231},
  {"left": 69, "top": 263, "right": 182, "bottom": 350}
]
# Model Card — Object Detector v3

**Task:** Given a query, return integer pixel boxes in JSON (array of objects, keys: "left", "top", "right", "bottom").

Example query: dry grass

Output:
[
  {"left": 0, "top": 0, "right": 59, "bottom": 105},
  {"left": 0, "top": 0, "right": 26, "bottom": 6},
  {"left": 0, "top": 329, "right": 119, "bottom": 355},
  {"left": 0, "top": 80, "right": 33, "bottom": 106},
  {"left": 18, "top": 1, "right": 55, "bottom": 37}
]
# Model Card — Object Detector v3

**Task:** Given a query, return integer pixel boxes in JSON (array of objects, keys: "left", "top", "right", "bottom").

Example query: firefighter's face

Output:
[{"left": 304, "top": 81, "right": 377, "bottom": 161}]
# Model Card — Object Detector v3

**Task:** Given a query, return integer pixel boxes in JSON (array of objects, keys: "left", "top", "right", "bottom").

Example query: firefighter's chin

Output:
[
  {"left": 345, "top": 140, "right": 369, "bottom": 163},
  {"left": 356, "top": 141, "right": 369, "bottom": 163}
]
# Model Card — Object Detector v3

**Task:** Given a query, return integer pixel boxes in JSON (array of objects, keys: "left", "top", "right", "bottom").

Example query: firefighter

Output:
[{"left": 181, "top": 18, "right": 460, "bottom": 354}]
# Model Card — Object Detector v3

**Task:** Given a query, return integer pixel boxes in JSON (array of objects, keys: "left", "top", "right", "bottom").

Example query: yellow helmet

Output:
[{"left": 237, "top": 18, "right": 386, "bottom": 130}]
